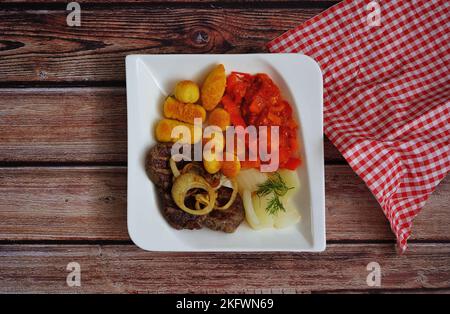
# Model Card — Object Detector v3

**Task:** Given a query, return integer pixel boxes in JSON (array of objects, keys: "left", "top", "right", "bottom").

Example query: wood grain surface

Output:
[
  {"left": 0, "top": 166, "right": 448, "bottom": 242},
  {"left": 0, "top": 244, "right": 448, "bottom": 293},
  {"left": 1, "top": 0, "right": 338, "bottom": 3},
  {"left": 0, "top": 88, "right": 342, "bottom": 163},
  {"left": 0, "top": 7, "right": 323, "bottom": 83}
]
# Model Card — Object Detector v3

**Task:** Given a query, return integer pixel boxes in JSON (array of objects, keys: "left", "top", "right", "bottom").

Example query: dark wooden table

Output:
[{"left": 0, "top": 0, "right": 449, "bottom": 294}]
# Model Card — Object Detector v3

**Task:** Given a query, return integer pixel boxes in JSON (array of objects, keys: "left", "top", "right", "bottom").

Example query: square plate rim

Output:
[{"left": 126, "top": 53, "right": 325, "bottom": 252}]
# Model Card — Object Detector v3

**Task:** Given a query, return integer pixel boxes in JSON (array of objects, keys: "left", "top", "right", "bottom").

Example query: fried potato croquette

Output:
[
  {"left": 163, "top": 96, "right": 206, "bottom": 123},
  {"left": 174, "top": 80, "right": 200, "bottom": 103},
  {"left": 207, "top": 108, "right": 230, "bottom": 131},
  {"left": 201, "top": 64, "right": 226, "bottom": 111},
  {"left": 155, "top": 118, "right": 202, "bottom": 144}
]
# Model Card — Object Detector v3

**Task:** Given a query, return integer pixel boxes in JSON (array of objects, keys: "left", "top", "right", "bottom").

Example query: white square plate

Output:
[{"left": 126, "top": 54, "right": 325, "bottom": 252}]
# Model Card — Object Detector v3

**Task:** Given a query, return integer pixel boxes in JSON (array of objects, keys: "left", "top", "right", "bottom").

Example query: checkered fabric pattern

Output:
[{"left": 268, "top": 0, "right": 450, "bottom": 252}]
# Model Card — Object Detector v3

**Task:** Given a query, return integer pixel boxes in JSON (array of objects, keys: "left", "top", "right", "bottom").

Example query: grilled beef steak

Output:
[
  {"left": 145, "top": 143, "right": 244, "bottom": 232},
  {"left": 158, "top": 187, "right": 205, "bottom": 230},
  {"left": 146, "top": 143, "right": 204, "bottom": 230},
  {"left": 203, "top": 188, "right": 245, "bottom": 233},
  {"left": 145, "top": 143, "right": 174, "bottom": 191}
]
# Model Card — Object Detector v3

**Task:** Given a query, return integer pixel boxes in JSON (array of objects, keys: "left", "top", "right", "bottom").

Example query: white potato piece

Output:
[
  {"left": 241, "top": 169, "right": 301, "bottom": 230},
  {"left": 251, "top": 193, "right": 274, "bottom": 229},
  {"left": 278, "top": 169, "right": 300, "bottom": 198},
  {"left": 242, "top": 189, "right": 261, "bottom": 229}
]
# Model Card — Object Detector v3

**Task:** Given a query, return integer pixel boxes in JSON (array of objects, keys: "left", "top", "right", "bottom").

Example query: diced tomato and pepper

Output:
[{"left": 221, "top": 72, "right": 301, "bottom": 170}]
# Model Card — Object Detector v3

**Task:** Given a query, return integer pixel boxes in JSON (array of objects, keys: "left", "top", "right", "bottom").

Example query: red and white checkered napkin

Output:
[{"left": 268, "top": 0, "right": 450, "bottom": 252}]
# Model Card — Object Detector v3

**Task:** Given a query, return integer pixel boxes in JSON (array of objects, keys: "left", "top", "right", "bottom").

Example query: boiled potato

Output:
[
  {"left": 204, "top": 159, "right": 221, "bottom": 174},
  {"left": 174, "top": 80, "right": 200, "bottom": 103},
  {"left": 249, "top": 194, "right": 300, "bottom": 229},
  {"left": 201, "top": 64, "right": 226, "bottom": 111},
  {"left": 203, "top": 150, "right": 222, "bottom": 174},
  {"left": 250, "top": 193, "right": 274, "bottom": 229},
  {"left": 273, "top": 200, "right": 301, "bottom": 229},
  {"left": 243, "top": 190, "right": 261, "bottom": 229},
  {"left": 236, "top": 169, "right": 268, "bottom": 194},
  {"left": 278, "top": 169, "right": 300, "bottom": 198},
  {"left": 155, "top": 118, "right": 202, "bottom": 144}
]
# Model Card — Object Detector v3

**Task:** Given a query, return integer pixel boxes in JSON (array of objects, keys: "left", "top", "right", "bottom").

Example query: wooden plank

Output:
[
  {"left": 326, "top": 167, "right": 450, "bottom": 242},
  {"left": 0, "top": 167, "right": 128, "bottom": 240},
  {"left": 1, "top": 0, "right": 339, "bottom": 4},
  {"left": 0, "top": 166, "right": 448, "bottom": 241},
  {"left": 0, "top": 8, "right": 324, "bottom": 82},
  {"left": 0, "top": 88, "right": 343, "bottom": 162},
  {"left": 0, "top": 243, "right": 448, "bottom": 293},
  {"left": 0, "top": 88, "right": 127, "bottom": 162}
]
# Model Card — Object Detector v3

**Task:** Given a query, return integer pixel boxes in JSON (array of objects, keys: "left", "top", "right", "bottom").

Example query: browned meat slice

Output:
[
  {"left": 145, "top": 143, "right": 197, "bottom": 190},
  {"left": 202, "top": 187, "right": 245, "bottom": 233},
  {"left": 145, "top": 142, "right": 173, "bottom": 190},
  {"left": 146, "top": 143, "right": 205, "bottom": 230}
]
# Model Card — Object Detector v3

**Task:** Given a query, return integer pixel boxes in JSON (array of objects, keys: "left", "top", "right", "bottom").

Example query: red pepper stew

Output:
[{"left": 221, "top": 72, "right": 301, "bottom": 170}]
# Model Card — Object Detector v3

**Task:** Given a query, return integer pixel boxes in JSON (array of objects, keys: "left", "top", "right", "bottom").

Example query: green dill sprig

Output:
[{"left": 256, "top": 172, "right": 293, "bottom": 215}]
